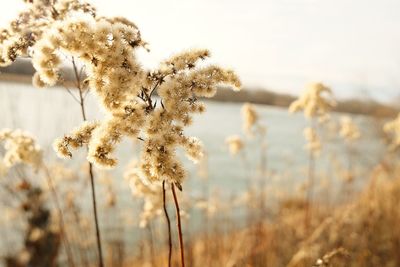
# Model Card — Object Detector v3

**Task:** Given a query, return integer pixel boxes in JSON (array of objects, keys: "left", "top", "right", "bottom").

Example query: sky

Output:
[{"left": 1, "top": 0, "right": 400, "bottom": 103}]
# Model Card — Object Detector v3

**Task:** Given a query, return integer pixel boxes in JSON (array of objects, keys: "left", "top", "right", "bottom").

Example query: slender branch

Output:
[
  {"left": 162, "top": 180, "right": 172, "bottom": 267},
  {"left": 146, "top": 223, "right": 156, "bottom": 267},
  {"left": 71, "top": 57, "right": 104, "bottom": 267},
  {"left": 304, "top": 118, "right": 318, "bottom": 231},
  {"left": 144, "top": 74, "right": 167, "bottom": 110},
  {"left": 171, "top": 183, "right": 185, "bottom": 267},
  {"left": 72, "top": 57, "right": 82, "bottom": 90},
  {"left": 61, "top": 83, "right": 81, "bottom": 104},
  {"left": 305, "top": 148, "right": 315, "bottom": 231},
  {"left": 148, "top": 78, "right": 163, "bottom": 99},
  {"left": 42, "top": 165, "right": 75, "bottom": 267},
  {"left": 88, "top": 162, "right": 103, "bottom": 267}
]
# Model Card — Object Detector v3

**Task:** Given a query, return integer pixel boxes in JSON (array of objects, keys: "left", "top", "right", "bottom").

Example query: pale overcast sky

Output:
[{"left": 1, "top": 0, "right": 400, "bottom": 102}]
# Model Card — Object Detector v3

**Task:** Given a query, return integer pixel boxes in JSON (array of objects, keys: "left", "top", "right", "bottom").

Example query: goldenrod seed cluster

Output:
[
  {"left": 289, "top": 82, "right": 336, "bottom": 119},
  {"left": 225, "top": 135, "right": 244, "bottom": 156},
  {"left": 0, "top": 0, "right": 95, "bottom": 67},
  {"left": 0, "top": 129, "right": 43, "bottom": 174},
  {"left": 241, "top": 103, "right": 258, "bottom": 136},
  {"left": 384, "top": 113, "right": 400, "bottom": 150},
  {"left": 339, "top": 116, "right": 360, "bottom": 142}
]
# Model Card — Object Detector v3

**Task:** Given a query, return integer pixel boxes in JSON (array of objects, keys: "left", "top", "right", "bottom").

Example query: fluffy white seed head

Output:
[
  {"left": 0, "top": 129, "right": 43, "bottom": 175},
  {"left": 225, "top": 135, "right": 244, "bottom": 156},
  {"left": 241, "top": 103, "right": 258, "bottom": 136},
  {"left": 384, "top": 113, "right": 400, "bottom": 151},
  {"left": 289, "top": 82, "right": 336, "bottom": 119},
  {"left": 339, "top": 116, "right": 361, "bottom": 142}
]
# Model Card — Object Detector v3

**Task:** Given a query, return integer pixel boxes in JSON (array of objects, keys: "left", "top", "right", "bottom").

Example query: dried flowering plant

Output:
[
  {"left": 339, "top": 116, "right": 361, "bottom": 184},
  {"left": 383, "top": 113, "right": 400, "bottom": 151},
  {"left": 289, "top": 82, "right": 336, "bottom": 120},
  {"left": 0, "top": 128, "right": 76, "bottom": 266},
  {"left": 226, "top": 103, "right": 265, "bottom": 157},
  {"left": 241, "top": 103, "right": 259, "bottom": 136},
  {"left": 33, "top": 16, "right": 242, "bottom": 187},
  {"left": 0, "top": 129, "right": 43, "bottom": 175},
  {"left": 0, "top": 0, "right": 96, "bottom": 67},
  {"left": 225, "top": 103, "right": 269, "bottom": 224},
  {"left": 289, "top": 82, "right": 336, "bottom": 156},
  {"left": 339, "top": 116, "right": 360, "bottom": 143},
  {"left": 289, "top": 82, "right": 336, "bottom": 230},
  {"left": 241, "top": 103, "right": 268, "bottom": 180},
  {"left": 1, "top": 2, "right": 103, "bottom": 265},
  {"left": 225, "top": 135, "right": 244, "bottom": 156},
  {"left": 226, "top": 103, "right": 268, "bottom": 186}
]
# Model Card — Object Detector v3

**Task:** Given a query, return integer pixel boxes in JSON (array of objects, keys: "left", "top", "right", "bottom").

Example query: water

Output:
[
  {"left": 0, "top": 81, "right": 387, "bottom": 259},
  {"left": 0, "top": 81, "right": 385, "bottom": 191}
]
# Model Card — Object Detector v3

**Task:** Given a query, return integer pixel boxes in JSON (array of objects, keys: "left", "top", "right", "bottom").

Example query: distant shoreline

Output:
[{"left": 1, "top": 60, "right": 398, "bottom": 118}]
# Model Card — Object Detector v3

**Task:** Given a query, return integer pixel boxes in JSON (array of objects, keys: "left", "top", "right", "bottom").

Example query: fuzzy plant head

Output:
[
  {"left": 289, "top": 82, "right": 336, "bottom": 120},
  {"left": 241, "top": 103, "right": 259, "bottom": 136},
  {"left": 384, "top": 113, "right": 400, "bottom": 151},
  {"left": 339, "top": 116, "right": 361, "bottom": 143},
  {"left": 225, "top": 135, "right": 244, "bottom": 156},
  {"left": 0, "top": 129, "right": 43, "bottom": 176},
  {"left": 0, "top": 0, "right": 96, "bottom": 67}
]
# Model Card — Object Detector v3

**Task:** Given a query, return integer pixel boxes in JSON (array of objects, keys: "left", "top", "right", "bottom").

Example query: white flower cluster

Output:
[
  {"left": 339, "top": 116, "right": 360, "bottom": 142},
  {"left": 289, "top": 82, "right": 336, "bottom": 119},
  {"left": 241, "top": 103, "right": 258, "bottom": 136},
  {"left": 383, "top": 113, "right": 400, "bottom": 150},
  {"left": 225, "top": 135, "right": 244, "bottom": 156},
  {"left": 0, "top": 0, "right": 95, "bottom": 67},
  {"left": 0, "top": 129, "right": 43, "bottom": 175}
]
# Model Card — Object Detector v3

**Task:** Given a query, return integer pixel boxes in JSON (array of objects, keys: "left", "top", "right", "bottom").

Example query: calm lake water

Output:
[{"left": 0, "top": 81, "right": 387, "bottom": 259}]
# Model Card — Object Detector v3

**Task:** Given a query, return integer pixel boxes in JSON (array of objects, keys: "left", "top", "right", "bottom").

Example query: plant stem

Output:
[
  {"left": 72, "top": 57, "right": 104, "bottom": 267},
  {"left": 147, "top": 223, "right": 156, "bottom": 267},
  {"left": 43, "top": 165, "right": 75, "bottom": 267},
  {"left": 305, "top": 148, "right": 315, "bottom": 231},
  {"left": 304, "top": 119, "right": 318, "bottom": 231},
  {"left": 162, "top": 180, "right": 172, "bottom": 267},
  {"left": 88, "top": 162, "right": 103, "bottom": 267},
  {"left": 171, "top": 183, "right": 185, "bottom": 267}
]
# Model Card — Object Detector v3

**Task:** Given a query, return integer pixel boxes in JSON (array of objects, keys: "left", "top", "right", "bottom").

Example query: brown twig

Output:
[
  {"left": 42, "top": 165, "right": 76, "bottom": 267},
  {"left": 305, "top": 120, "right": 317, "bottom": 231},
  {"left": 171, "top": 183, "right": 185, "bottom": 267},
  {"left": 162, "top": 180, "right": 172, "bottom": 267},
  {"left": 72, "top": 57, "right": 104, "bottom": 267},
  {"left": 305, "top": 146, "right": 315, "bottom": 231}
]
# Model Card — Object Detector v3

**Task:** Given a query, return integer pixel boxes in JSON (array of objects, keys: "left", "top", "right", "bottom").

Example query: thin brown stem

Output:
[
  {"left": 43, "top": 165, "right": 75, "bottom": 267},
  {"left": 171, "top": 183, "right": 185, "bottom": 267},
  {"left": 304, "top": 120, "right": 318, "bottom": 231},
  {"left": 72, "top": 57, "right": 104, "bottom": 267},
  {"left": 162, "top": 180, "right": 172, "bottom": 267},
  {"left": 146, "top": 223, "right": 156, "bottom": 267},
  {"left": 62, "top": 83, "right": 81, "bottom": 104},
  {"left": 88, "top": 163, "right": 104, "bottom": 267},
  {"left": 305, "top": 147, "right": 315, "bottom": 231}
]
